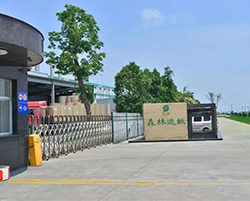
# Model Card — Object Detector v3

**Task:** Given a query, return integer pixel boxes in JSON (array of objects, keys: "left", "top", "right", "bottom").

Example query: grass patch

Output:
[{"left": 228, "top": 115, "right": 250, "bottom": 125}]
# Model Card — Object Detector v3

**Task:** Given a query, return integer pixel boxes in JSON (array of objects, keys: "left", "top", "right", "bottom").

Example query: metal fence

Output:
[
  {"left": 29, "top": 115, "right": 112, "bottom": 161},
  {"left": 111, "top": 113, "right": 144, "bottom": 143}
]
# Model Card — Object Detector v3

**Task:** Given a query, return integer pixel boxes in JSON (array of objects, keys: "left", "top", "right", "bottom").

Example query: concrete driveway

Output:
[
  {"left": 219, "top": 117, "right": 250, "bottom": 140},
  {"left": 0, "top": 118, "right": 250, "bottom": 201}
]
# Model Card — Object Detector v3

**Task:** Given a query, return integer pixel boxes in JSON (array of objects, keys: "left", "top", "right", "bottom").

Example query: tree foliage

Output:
[
  {"left": 114, "top": 62, "right": 152, "bottom": 114},
  {"left": 206, "top": 92, "right": 222, "bottom": 108},
  {"left": 206, "top": 92, "right": 216, "bottom": 103},
  {"left": 178, "top": 86, "right": 200, "bottom": 104},
  {"left": 160, "top": 67, "right": 179, "bottom": 103},
  {"left": 114, "top": 62, "right": 196, "bottom": 113},
  {"left": 216, "top": 93, "right": 222, "bottom": 107},
  {"left": 44, "top": 4, "right": 105, "bottom": 115}
]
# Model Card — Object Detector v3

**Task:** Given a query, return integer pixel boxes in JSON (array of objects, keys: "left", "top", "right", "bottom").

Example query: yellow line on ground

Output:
[
  {"left": 7, "top": 179, "right": 250, "bottom": 186},
  {"left": 8, "top": 181, "right": 119, "bottom": 185},
  {"left": 10, "top": 179, "right": 122, "bottom": 183}
]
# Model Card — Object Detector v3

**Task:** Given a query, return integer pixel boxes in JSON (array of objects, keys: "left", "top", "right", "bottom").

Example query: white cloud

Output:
[
  {"left": 140, "top": 9, "right": 193, "bottom": 27},
  {"left": 141, "top": 8, "right": 165, "bottom": 26}
]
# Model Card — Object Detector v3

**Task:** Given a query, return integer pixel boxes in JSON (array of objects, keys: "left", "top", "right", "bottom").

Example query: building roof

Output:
[{"left": 28, "top": 71, "right": 115, "bottom": 90}]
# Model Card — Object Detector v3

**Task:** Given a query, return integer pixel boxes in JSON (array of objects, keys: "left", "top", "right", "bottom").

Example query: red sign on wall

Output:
[{"left": 0, "top": 170, "right": 3, "bottom": 181}]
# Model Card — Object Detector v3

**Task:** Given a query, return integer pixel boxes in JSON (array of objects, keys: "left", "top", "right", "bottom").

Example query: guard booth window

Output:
[{"left": 0, "top": 78, "right": 12, "bottom": 136}]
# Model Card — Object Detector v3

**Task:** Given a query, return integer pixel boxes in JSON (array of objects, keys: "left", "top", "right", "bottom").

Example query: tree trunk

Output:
[{"left": 76, "top": 73, "right": 92, "bottom": 116}]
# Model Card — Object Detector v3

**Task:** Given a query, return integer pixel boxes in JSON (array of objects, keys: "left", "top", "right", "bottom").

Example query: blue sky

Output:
[{"left": 1, "top": 0, "right": 250, "bottom": 112}]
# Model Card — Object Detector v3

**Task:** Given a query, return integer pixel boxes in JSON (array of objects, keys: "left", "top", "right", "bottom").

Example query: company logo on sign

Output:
[{"left": 163, "top": 105, "right": 169, "bottom": 112}]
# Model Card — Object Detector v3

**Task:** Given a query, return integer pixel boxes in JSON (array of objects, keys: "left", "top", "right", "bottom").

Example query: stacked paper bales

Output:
[
  {"left": 51, "top": 104, "right": 61, "bottom": 113},
  {"left": 97, "top": 104, "right": 102, "bottom": 115},
  {"left": 60, "top": 105, "right": 67, "bottom": 115},
  {"left": 90, "top": 104, "right": 95, "bottom": 115},
  {"left": 100, "top": 104, "right": 105, "bottom": 115},
  {"left": 95, "top": 104, "right": 105, "bottom": 115},
  {"left": 73, "top": 104, "right": 80, "bottom": 116},
  {"left": 66, "top": 96, "right": 71, "bottom": 104},
  {"left": 106, "top": 103, "right": 111, "bottom": 115},
  {"left": 40, "top": 106, "right": 47, "bottom": 116},
  {"left": 66, "top": 103, "right": 73, "bottom": 115},
  {"left": 49, "top": 104, "right": 61, "bottom": 115},
  {"left": 66, "top": 103, "right": 73, "bottom": 122},
  {"left": 47, "top": 107, "right": 53, "bottom": 116},
  {"left": 60, "top": 105, "right": 67, "bottom": 122},
  {"left": 48, "top": 96, "right": 111, "bottom": 116},
  {"left": 79, "top": 104, "right": 87, "bottom": 115},
  {"left": 95, "top": 103, "right": 100, "bottom": 115},
  {"left": 71, "top": 96, "right": 79, "bottom": 105},
  {"left": 92, "top": 103, "right": 97, "bottom": 115},
  {"left": 59, "top": 96, "right": 67, "bottom": 105},
  {"left": 48, "top": 104, "right": 61, "bottom": 123}
]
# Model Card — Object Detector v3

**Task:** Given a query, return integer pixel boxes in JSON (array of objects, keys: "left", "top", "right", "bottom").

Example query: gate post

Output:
[
  {"left": 126, "top": 113, "right": 128, "bottom": 140},
  {"left": 137, "top": 113, "right": 139, "bottom": 136},
  {"left": 111, "top": 112, "right": 114, "bottom": 143}
]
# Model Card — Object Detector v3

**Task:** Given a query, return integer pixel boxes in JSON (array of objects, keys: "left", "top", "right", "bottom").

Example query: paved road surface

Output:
[
  {"left": 219, "top": 117, "right": 250, "bottom": 140},
  {"left": 0, "top": 118, "right": 250, "bottom": 201}
]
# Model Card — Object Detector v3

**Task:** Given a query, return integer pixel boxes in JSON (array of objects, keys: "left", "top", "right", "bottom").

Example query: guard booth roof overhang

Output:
[{"left": 0, "top": 14, "right": 44, "bottom": 170}]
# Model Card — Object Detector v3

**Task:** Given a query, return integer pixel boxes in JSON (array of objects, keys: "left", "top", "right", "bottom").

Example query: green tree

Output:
[
  {"left": 143, "top": 67, "right": 179, "bottom": 103},
  {"left": 114, "top": 62, "right": 152, "bottom": 114},
  {"left": 216, "top": 93, "right": 222, "bottom": 108},
  {"left": 160, "top": 67, "right": 179, "bottom": 103},
  {"left": 206, "top": 92, "right": 222, "bottom": 108},
  {"left": 206, "top": 92, "right": 216, "bottom": 103},
  {"left": 143, "top": 68, "right": 162, "bottom": 103},
  {"left": 178, "top": 86, "right": 199, "bottom": 104},
  {"left": 114, "top": 63, "right": 181, "bottom": 113},
  {"left": 44, "top": 4, "right": 105, "bottom": 115}
]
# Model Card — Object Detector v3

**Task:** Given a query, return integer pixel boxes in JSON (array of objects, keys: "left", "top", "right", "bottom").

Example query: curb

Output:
[
  {"left": 0, "top": 165, "right": 10, "bottom": 181},
  {"left": 129, "top": 136, "right": 223, "bottom": 143}
]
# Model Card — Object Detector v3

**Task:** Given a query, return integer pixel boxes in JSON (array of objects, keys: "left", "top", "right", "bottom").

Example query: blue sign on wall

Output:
[{"left": 18, "top": 92, "right": 28, "bottom": 114}]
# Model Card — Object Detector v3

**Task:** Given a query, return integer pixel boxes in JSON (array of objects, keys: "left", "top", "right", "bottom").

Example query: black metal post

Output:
[
  {"left": 126, "top": 113, "right": 128, "bottom": 140},
  {"left": 137, "top": 113, "right": 139, "bottom": 136},
  {"left": 111, "top": 112, "right": 114, "bottom": 143}
]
